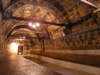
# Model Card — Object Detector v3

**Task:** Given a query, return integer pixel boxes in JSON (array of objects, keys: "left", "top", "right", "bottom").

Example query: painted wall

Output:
[
  {"left": 50, "top": 0, "right": 100, "bottom": 39},
  {"left": 45, "top": 11, "right": 100, "bottom": 50},
  {"left": 45, "top": 28, "right": 100, "bottom": 50},
  {"left": 28, "top": 0, "right": 100, "bottom": 67},
  {"left": 30, "top": 43, "right": 41, "bottom": 55},
  {"left": 29, "top": 11, "right": 100, "bottom": 67}
]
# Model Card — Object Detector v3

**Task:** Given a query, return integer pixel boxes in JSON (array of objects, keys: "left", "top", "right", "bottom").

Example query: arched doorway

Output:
[{"left": 18, "top": 45, "right": 23, "bottom": 55}]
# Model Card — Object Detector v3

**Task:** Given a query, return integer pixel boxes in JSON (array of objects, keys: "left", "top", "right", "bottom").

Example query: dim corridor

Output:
[{"left": 0, "top": 52, "right": 93, "bottom": 75}]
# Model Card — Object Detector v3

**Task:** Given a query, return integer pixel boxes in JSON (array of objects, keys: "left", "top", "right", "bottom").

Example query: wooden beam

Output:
[
  {"left": 9, "top": 35, "right": 47, "bottom": 40},
  {"left": 10, "top": 35, "right": 39, "bottom": 39},
  {"left": 12, "top": 30, "right": 46, "bottom": 34},
  {"left": 11, "top": 16, "right": 65, "bottom": 26}
]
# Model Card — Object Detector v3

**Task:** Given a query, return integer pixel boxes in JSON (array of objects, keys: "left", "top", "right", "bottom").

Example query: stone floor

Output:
[{"left": 0, "top": 53, "right": 93, "bottom": 75}]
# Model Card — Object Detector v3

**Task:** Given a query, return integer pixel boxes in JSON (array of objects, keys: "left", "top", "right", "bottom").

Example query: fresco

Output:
[
  {"left": 44, "top": 28, "right": 100, "bottom": 50},
  {"left": 3, "top": 0, "right": 65, "bottom": 39},
  {"left": 4, "top": 0, "right": 65, "bottom": 23},
  {"left": 87, "top": 0, "right": 100, "bottom": 5},
  {"left": 56, "top": 0, "right": 91, "bottom": 22},
  {"left": 3, "top": 0, "right": 100, "bottom": 41},
  {"left": 35, "top": 7, "right": 47, "bottom": 19},
  {"left": 32, "top": 43, "right": 41, "bottom": 49},
  {"left": 72, "top": 17, "right": 98, "bottom": 33},
  {"left": 50, "top": 27, "right": 65, "bottom": 39},
  {"left": 95, "top": 11, "right": 100, "bottom": 25},
  {"left": 1, "top": 0, "right": 11, "bottom": 9}
]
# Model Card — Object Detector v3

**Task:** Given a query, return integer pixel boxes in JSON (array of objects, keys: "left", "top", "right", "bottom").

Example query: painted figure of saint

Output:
[
  {"left": 94, "top": 31, "right": 99, "bottom": 45},
  {"left": 77, "top": 3, "right": 86, "bottom": 17},
  {"left": 72, "top": 35, "right": 76, "bottom": 46},
  {"left": 76, "top": 35, "right": 80, "bottom": 47},
  {"left": 87, "top": 32, "right": 93, "bottom": 45},
  {"left": 81, "top": 33, "right": 86, "bottom": 46},
  {"left": 67, "top": 36, "right": 70, "bottom": 46}
]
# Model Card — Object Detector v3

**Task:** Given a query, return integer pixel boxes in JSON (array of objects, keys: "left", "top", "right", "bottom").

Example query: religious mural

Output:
[
  {"left": 95, "top": 11, "right": 100, "bottom": 25},
  {"left": 44, "top": 28, "right": 100, "bottom": 50},
  {"left": 50, "top": 27, "right": 65, "bottom": 39},
  {"left": 2, "top": 0, "right": 100, "bottom": 42},
  {"left": 55, "top": 0, "right": 100, "bottom": 23},
  {"left": 87, "top": 0, "right": 100, "bottom": 5},
  {"left": 3, "top": 0, "right": 65, "bottom": 40},
  {"left": 32, "top": 43, "right": 41, "bottom": 49},
  {"left": 1, "top": 0, "right": 11, "bottom": 9},
  {"left": 72, "top": 17, "right": 98, "bottom": 33},
  {"left": 56, "top": 0, "right": 92, "bottom": 23}
]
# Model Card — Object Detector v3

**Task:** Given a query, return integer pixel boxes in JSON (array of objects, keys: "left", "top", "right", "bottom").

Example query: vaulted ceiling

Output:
[{"left": 0, "top": 0, "right": 99, "bottom": 44}]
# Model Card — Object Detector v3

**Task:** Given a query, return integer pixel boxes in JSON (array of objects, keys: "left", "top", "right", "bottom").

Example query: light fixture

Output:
[
  {"left": 32, "top": 25, "right": 36, "bottom": 28},
  {"left": 20, "top": 39, "right": 23, "bottom": 41},
  {"left": 36, "top": 23, "right": 39, "bottom": 27},
  {"left": 23, "top": 36, "right": 25, "bottom": 39},
  {"left": 29, "top": 23, "right": 32, "bottom": 26},
  {"left": 20, "top": 36, "right": 25, "bottom": 41}
]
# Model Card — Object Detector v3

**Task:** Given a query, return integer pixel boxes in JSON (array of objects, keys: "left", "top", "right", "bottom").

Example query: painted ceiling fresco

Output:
[
  {"left": 12, "top": 4, "right": 61, "bottom": 32},
  {"left": 2, "top": 0, "right": 100, "bottom": 40},
  {"left": 11, "top": 28, "right": 37, "bottom": 37},
  {"left": 13, "top": 4, "right": 62, "bottom": 31},
  {"left": 2, "top": 0, "right": 66, "bottom": 40}
]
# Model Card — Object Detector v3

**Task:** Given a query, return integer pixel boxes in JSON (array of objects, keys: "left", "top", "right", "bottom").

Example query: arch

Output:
[
  {"left": 4, "top": 20, "right": 50, "bottom": 39},
  {"left": 6, "top": 25, "right": 36, "bottom": 39},
  {"left": 2, "top": 1, "right": 67, "bottom": 40},
  {"left": 3, "top": 0, "right": 66, "bottom": 24}
]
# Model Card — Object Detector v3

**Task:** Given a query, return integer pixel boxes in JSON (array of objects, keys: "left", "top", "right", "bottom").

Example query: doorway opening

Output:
[{"left": 18, "top": 45, "right": 23, "bottom": 55}]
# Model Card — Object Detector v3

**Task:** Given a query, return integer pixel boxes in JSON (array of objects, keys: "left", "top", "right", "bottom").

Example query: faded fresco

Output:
[
  {"left": 95, "top": 11, "right": 100, "bottom": 25},
  {"left": 3, "top": 0, "right": 65, "bottom": 39},
  {"left": 87, "top": 0, "right": 100, "bottom": 5},
  {"left": 50, "top": 27, "right": 65, "bottom": 39},
  {"left": 72, "top": 17, "right": 98, "bottom": 33},
  {"left": 2, "top": 0, "right": 100, "bottom": 40},
  {"left": 56, "top": 0, "right": 92, "bottom": 22},
  {"left": 44, "top": 28, "right": 100, "bottom": 50},
  {"left": 32, "top": 43, "right": 41, "bottom": 50}
]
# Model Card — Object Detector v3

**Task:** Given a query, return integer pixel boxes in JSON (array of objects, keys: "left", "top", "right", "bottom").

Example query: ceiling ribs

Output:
[
  {"left": 9, "top": 35, "right": 39, "bottom": 39},
  {"left": 5, "top": 20, "right": 39, "bottom": 39},
  {"left": 6, "top": 25, "right": 36, "bottom": 39},
  {"left": 12, "top": 30, "right": 46, "bottom": 34},
  {"left": 10, "top": 16, "right": 64, "bottom": 39}
]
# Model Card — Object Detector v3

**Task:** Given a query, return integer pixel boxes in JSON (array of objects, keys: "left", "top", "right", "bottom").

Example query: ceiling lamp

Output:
[
  {"left": 23, "top": 36, "right": 25, "bottom": 39},
  {"left": 36, "top": 23, "right": 39, "bottom": 27},
  {"left": 20, "top": 36, "right": 25, "bottom": 41},
  {"left": 32, "top": 25, "right": 36, "bottom": 28},
  {"left": 29, "top": 23, "right": 32, "bottom": 26}
]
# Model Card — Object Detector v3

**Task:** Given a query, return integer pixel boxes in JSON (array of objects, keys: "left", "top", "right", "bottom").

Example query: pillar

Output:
[
  {"left": 0, "top": 12, "right": 2, "bottom": 52},
  {"left": 0, "top": 12, "right": 6, "bottom": 52},
  {"left": 41, "top": 39, "right": 44, "bottom": 54}
]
